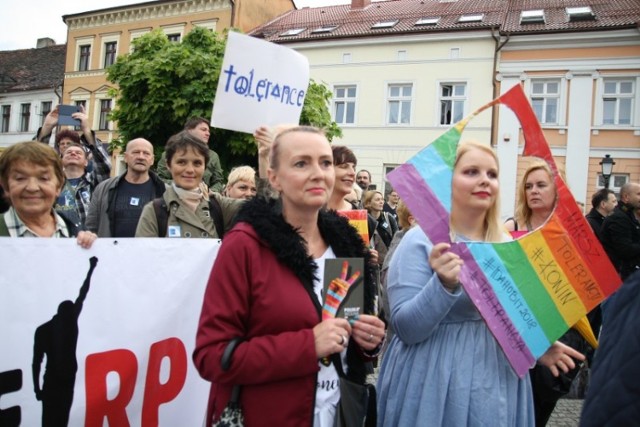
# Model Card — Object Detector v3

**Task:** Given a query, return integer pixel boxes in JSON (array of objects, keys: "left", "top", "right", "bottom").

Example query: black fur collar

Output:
[{"left": 233, "top": 196, "right": 373, "bottom": 311}]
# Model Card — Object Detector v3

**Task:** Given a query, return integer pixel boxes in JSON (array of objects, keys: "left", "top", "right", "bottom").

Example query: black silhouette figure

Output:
[{"left": 32, "top": 256, "right": 98, "bottom": 427}]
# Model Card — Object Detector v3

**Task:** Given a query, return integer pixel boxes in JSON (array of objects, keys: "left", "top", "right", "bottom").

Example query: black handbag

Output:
[
  {"left": 212, "top": 338, "right": 244, "bottom": 427},
  {"left": 333, "top": 355, "right": 377, "bottom": 427}
]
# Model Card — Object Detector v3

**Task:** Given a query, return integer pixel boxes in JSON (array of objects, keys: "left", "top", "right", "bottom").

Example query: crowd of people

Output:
[{"left": 1, "top": 108, "right": 638, "bottom": 427}]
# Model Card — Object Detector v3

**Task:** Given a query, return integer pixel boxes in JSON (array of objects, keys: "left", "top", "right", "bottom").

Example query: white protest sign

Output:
[
  {"left": 211, "top": 31, "right": 310, "bottom": 134},
  {"left": 0, "top": 238, "right": 220, "bottom": 426}
]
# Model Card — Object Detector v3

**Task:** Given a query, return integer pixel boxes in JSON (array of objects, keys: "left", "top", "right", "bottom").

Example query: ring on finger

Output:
[
  {"left": 367, "top": 333, "right": 373, "bottom": 342},
  {"left": 340, "top": 335, "right": 346, "bottom": 346}
]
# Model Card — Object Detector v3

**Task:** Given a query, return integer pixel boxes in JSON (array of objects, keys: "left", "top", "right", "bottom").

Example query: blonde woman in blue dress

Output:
[{"left": 376, "top": 141, "right": 584, "bottom": 426}]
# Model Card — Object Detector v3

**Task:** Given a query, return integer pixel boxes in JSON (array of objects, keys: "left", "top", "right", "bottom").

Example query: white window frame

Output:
[
  {"left": 40, "top": 101, "right": 52, "bottom": 126},
  {"left": 100, "top": 34, "right": 120, "bottom": 69},
  {"left": 386, "top": 83, "right": 413, "bottom": 126},
  {"left": 596, "top": 173, "right": 629, "bottom": 194},
  {"left": 383, "top": 164, "right": 399, "bottom": 196},
  {"left": 332, "top": 84, "right": 358, "bottom": 126},
  {"left": 20, "top": 103, "right": 31, "bottom": 133},
  {"left": 437, "top": 81, "right": 467, "bottom": 126},
  {"left": 1, "top": 105, "right": 11, "bottom": 133},
  {"left": 193, "top": 19, "right": 218, "bottom": 32},
  {"left": 594, "top": 77, "right": 638, "bottom": 127},
  {"left": 162, "top": 24, "right": 186, "bottom": 42},
  {"left": 74, "top": 36, "right": 94, "bottom": 72},
  {"left": 129, "top": 29, "right": 151, "bottom": 53},
  {"left": 529, "top": 79, "right": 561, "bottom": 125}
]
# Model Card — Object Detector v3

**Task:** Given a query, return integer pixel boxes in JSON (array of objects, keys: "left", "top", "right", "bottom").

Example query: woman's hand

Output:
[
  {"left": 313, "top": 318, "right": 352, "bottom": 358},
  {"left": 429, "top": 242, "right": 463, "bottom": 290},
  {"left": 76, "top": 231, "right": 97, "bottom": 249},
  {"left": 538, "top": 341, "right": 585, "bottom": 377},
  {"left": 350, "top": 314, "right": 386, "bottom": 352}
]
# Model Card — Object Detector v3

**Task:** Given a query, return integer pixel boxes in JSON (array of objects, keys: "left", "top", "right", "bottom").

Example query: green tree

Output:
[{"left": 107, "top": 27, "right": 341, "bottom": 169}]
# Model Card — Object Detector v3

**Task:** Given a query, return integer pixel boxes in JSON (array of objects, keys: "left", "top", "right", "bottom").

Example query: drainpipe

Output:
[{"left": 490, "top": 26, "right": 509, "bottom": 146}]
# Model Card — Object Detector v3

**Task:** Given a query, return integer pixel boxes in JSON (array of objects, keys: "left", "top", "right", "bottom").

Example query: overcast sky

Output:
[{"left": 0, "top": 0, "right": 370, "bottom": 50}]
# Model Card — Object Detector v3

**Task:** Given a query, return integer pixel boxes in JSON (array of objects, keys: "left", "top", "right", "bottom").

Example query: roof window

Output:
[
  {"left": 566, "top": 6, "right": 595, "bottom": 21},
  {"left": 279, "top": 28, "right": 306, "bottom": 37},
  {"left": 458, "top": 14, "right": 483, "bottom": 23},
  {"left": 371, "top": 20, "right": 399, "bottom": 29},
  {"left": 415, "top": 17, "right": 440, "bottom": 26},
  {"left": 311, "top": 25, "right": 338, "bottom": 34},
  {"left": 520, "top": 10, "right": 545, "bottom": 24}
]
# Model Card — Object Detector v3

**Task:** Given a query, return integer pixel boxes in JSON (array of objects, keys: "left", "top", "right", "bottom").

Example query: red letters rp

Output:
[{"left": 84, "top": 337, "right": 187, "bottom": 427}]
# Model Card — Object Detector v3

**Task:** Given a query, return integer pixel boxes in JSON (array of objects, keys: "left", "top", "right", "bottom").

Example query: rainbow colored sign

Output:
[{"left": 387, "top": 84, "right": 621, "bottom": 377}]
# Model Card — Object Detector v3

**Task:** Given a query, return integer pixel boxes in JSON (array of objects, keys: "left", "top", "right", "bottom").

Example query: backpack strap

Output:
[
  {"left": 208, "top": 197, "right": 225, "bottom": 239},
  {"left": 153, "top": 198, "right": 168, "bottom": 238},
  {"left": 153, "top": 196, "right": 224, "bottom": 239}
]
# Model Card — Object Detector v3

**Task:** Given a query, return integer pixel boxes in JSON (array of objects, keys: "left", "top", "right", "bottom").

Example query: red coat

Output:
[{"left": 193, "top": 197, "right": 376, "bottom": 427}]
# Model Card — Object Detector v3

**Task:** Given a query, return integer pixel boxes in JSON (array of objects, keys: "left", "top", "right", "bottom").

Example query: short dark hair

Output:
[
  {"left": 183, "top": 117, "right": 209, "bottom": 131},
  {"left": 357, "top": 169, "right": 371, "bottom": 180},
  {"left": 331, "top": 145, "right": 357, "bottom": 166},
  {"left": 54, "top": 129, "right": 80, "bottom": 148},
  {"left": 165, "top": 131, "right": 210, "bottom": 166},
  {"left": 591, "top": 188, "right": 615, "bottom": 209}
]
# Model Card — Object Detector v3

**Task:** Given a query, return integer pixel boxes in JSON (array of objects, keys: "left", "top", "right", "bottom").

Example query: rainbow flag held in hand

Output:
[
  {"left": 338, "top": 209, "right": 369, "bottom": 245},
  {"left": 387, "top": 84, "right": 621, "bottom": 377}
]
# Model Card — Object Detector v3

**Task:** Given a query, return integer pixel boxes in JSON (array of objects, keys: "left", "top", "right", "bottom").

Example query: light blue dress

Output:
[{"left": 377, "top": 226, "right": 534, "bottom": 426}]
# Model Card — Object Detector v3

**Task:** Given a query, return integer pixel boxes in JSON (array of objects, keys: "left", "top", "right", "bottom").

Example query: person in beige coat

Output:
[{"left": 135, "top": 131, "right": 242, "bottom": 238}]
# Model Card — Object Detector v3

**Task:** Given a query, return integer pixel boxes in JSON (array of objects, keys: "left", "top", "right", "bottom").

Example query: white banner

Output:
[
  {"left": 211, "top": 31, "right": 310, "bottom": 134},
  {"left": 0, "top": 238, "right": 220, "bottom": 426}
]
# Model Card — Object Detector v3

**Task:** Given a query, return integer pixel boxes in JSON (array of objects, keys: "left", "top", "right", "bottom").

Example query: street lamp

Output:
[{"left": 599, "top": 154, "right": 615, "bottom": 189}]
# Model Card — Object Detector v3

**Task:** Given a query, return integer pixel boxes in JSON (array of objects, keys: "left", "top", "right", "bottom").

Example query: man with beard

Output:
[{"left": 86, "top": 138, "right": 166, "bottom": 237}]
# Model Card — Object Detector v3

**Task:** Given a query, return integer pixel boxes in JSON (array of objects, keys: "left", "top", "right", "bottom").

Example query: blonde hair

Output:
[
  {"left": 268, "top": 126, "right": 325, "bottom": 170},
  {"left": 396, "top": 199, "right": 414, "bottom": 229},
  {"left": 362, "top": 190, "right": 383, "bottom": 212},
  {"left": 452, "top": 140, "right": 503, "bottom": 242},
  {"left": 226, "top": 165, "right": 256, "bottom": 189},
  {"left": 514, "top": 159, "right": 555, "bottom": 228}
]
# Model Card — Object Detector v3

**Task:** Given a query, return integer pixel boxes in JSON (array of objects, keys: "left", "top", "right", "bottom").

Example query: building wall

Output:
[
  {"left": 234, "top": 0, "right": 295, "bottom": 32},
  {"left": 0, "top": 90, "right": 59, "bottom": 148},
  {"left": 497, "top": 29, "right": 640, "bottom": 218},
  {"left": 289, "top": 32, "right": 497, "bottom": 192}
]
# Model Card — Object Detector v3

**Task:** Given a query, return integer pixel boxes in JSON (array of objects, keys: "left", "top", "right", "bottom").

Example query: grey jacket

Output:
[{"left": 86, "top": 171, "right": 166, "bottom": 237}]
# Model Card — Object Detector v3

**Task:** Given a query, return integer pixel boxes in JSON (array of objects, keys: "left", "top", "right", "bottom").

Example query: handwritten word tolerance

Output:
[{"left": 222, "top": 64, "right": 306, "bottom": 106}]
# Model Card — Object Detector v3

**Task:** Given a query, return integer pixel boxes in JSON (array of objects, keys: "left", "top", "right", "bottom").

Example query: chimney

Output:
[
  {"left": 351, "top": 0, "right": 371, "bottom": 9},
  {"left": 36, "top": 38, "right": 56, "bottom": 48}
]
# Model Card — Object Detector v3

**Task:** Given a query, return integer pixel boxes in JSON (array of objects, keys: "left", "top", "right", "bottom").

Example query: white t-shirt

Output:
[{"left": 312, "top": 246, "right": 347, "bottom": 427}]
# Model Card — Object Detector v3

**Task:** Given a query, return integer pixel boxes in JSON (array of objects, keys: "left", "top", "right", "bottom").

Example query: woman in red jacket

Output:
[{"left": 194, "top": 126, "right": 385, "bottom": 426}]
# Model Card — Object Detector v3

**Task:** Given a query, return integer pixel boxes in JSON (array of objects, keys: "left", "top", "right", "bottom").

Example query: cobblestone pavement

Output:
[{"left": 547, "top": 399, "right": 583, "bottom": 427}]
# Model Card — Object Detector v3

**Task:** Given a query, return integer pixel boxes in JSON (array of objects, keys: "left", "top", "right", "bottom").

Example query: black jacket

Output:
[
  {"left": 585, "top": 208, "right": 605, "bottom": 241},
  {"left": 580, "top": 271, "right": 640, "bottom": 426},
  {"left": 600, "top": 202, "right": 640, "bottom": 280}
]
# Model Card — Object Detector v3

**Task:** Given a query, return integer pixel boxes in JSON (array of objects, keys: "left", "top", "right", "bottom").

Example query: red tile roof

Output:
[
  {"left": 251, "top": 0, "right": 640, "bottom": 42},
  {"left": 0, "top": 45, "right": 66, "bottom": 93}
]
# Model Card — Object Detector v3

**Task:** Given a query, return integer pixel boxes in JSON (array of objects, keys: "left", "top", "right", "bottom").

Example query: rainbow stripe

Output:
[
  {"left": 338, "top": 209, "right": 369, "bottom": 244},
  {"left": 387, "top": 85, "right": 621, "bottom": 377}
]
